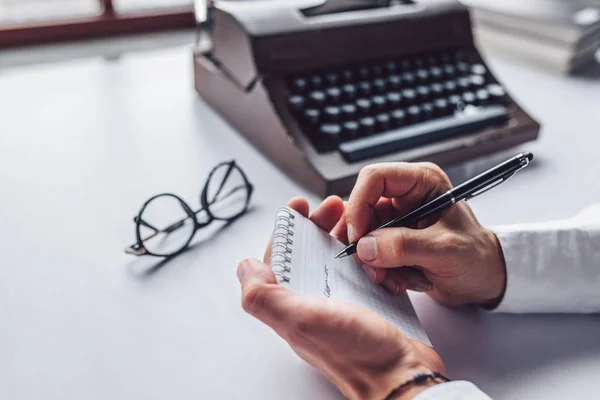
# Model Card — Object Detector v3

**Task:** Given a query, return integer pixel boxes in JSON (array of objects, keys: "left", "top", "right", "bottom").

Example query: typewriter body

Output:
[{"left": 193, "top": 0, "right": 540, "bottom": 197}]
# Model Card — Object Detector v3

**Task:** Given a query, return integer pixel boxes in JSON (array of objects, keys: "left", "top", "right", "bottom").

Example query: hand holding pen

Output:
[{"left": 341, "top": 153, "right": 532, "bottom": 305}]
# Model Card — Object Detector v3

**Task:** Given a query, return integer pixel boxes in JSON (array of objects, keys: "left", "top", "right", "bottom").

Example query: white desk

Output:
[{"left": 0, "top": 44, "right": 599, "bottom": 400}]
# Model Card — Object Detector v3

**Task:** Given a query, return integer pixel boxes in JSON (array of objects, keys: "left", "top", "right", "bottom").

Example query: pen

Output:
[{"left": 335, "top": 152, "right": 534, "bottom": 259}]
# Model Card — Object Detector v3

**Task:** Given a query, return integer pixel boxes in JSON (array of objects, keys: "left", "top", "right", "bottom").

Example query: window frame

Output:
[{"left": 0, "top": 0, "right": 195, "bottom": 48}]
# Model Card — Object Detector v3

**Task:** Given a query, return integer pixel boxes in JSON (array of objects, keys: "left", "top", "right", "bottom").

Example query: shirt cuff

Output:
[
  {"left": 491, "top": 226, "right": 535, "bottom": 313},
  {"left": 414, "top": 381, "right": 493, "bottom": 400},
  {"left": 491, "top": 204, "right": 600, "bottom": 313}
]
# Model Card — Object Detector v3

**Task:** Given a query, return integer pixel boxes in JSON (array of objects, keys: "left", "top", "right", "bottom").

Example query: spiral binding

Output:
[{"left": 271, "top": 208, "right": 295, "bottom": 283}]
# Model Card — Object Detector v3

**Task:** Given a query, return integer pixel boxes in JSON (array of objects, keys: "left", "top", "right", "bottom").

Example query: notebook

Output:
[{"left": 269, "top": 207, "right": 430, "bottom": 346}]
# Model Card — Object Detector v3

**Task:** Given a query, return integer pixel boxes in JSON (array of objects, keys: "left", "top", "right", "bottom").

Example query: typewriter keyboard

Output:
[{"left": 286, "top": 50, "right": 510, "bottom": 162}]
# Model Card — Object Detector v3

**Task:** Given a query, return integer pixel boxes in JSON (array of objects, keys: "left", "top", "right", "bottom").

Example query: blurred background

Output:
[
  {"left": 1, "top": 0, "right": 598, "bottom": 73},
  {"left": 0, "top": 0, "right": 193, "bottom": 22},
  {"left": 0, "top": 0, "right": 196, "bottom": 50}
]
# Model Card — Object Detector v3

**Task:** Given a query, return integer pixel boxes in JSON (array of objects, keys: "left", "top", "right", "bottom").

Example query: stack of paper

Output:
[{"left": 460, "top": 0, "right": 600, "bottom": 74}]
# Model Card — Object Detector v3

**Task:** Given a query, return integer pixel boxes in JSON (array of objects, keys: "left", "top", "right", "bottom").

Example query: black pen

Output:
[{"left": 335, "top": 152, "right": 534, "bottom": 259}]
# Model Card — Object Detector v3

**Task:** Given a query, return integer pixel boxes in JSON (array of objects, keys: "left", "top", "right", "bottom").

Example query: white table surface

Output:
[{"left": 0, "top": 43, "right": 599, "bottom": 400}]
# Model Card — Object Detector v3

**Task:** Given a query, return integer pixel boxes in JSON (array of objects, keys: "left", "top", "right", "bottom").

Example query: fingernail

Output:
[
  {"left": 237, "top": 259, "right": 250, "bottom": 282},
  {"left": 383, "top": 279, "right": 401, "bottom": 296},
  {"left": 412, "top": 282, "right": 432, "bottom": 293},
  {"left": 361, "top": 264, "right": 376, "bottom": 281},
  {"left": 357, "top": 236, "right": 377, "bottom": 262},
  {"left": 347, "top": 223, "right": 356, "bottom": 242}
]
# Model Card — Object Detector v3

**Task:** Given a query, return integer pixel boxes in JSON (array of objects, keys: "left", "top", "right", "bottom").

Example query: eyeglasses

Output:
[{"left": 125, "top": 160, "right": 253, "bottom": 257}]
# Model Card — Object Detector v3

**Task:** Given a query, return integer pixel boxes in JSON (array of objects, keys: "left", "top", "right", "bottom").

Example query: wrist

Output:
[
  {"left": 376, "top": 363, "right": 448, "bottom": 400},
  {"left": 354, "top": 338, "right": 445, "bottom": 400},
  {"left": 362, "top": 360, "right": 432, "bottom": 400},
  {"left": 389, "top": 379, "right": 443, "bottom": 400},
  {"left": 480, "top": 229, "right": 507, "bottom": 307}
]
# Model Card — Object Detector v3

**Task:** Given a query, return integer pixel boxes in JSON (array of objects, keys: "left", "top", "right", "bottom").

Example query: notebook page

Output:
[{"left": 283, "top": 208, "right": 430, "bottom": 346}]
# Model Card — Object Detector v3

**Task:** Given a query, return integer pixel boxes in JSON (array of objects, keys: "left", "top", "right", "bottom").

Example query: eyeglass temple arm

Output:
[
  {"left": 126, "top": 215, "right": 190, "bottom": 254},
  {"left": 136, "top": 215, "right": 193, "bottom": 235},
  {"left": 134, "top": 216, "right": 158, "bottom": 232}
]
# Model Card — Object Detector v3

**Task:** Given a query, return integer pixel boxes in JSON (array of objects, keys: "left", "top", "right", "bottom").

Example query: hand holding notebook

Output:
[
  {"left": 237, "top": 198, "right": 444, "bottom": 400},
  {"left": 270, "top": 206, "right": 430, "bottom": 345}
]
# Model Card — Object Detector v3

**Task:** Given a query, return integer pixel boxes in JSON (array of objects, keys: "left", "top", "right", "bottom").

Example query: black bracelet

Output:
[{"left": 384, "top": 372, "right": 450, "bottom": 400}]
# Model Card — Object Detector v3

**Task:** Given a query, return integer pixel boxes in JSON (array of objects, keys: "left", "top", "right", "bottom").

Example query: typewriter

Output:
[{"left": 193, "top": 0, "right": 540, "bottom": 197}]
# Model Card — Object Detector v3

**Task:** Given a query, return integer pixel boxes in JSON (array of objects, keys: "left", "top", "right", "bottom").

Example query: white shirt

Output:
[{"left": 414, "top": 204, "right": 600, "bottom": 399}]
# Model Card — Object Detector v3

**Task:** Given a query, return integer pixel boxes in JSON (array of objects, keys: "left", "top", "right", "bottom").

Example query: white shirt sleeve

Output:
[
  {"left": 408, "top": 207, "right": 600, "bottom": 400},
  {"left": 414, "top": 381, "right": 493, "bottom": 400},
  {"left": 492, "top": 204, "right": 600, "bottom": 313}
]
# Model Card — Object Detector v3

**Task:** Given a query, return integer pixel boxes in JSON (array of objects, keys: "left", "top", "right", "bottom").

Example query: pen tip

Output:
[{"left": 334, "top": 250, "right": 345, "bottom": 259}]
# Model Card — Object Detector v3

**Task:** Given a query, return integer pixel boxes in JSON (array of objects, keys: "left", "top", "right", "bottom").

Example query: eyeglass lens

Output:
[
  {"left": 205, "top": 163, "right": 250, "bottom": 220},
  {"left": 139, "top": 195, "right": 196, "bottom": 256}
]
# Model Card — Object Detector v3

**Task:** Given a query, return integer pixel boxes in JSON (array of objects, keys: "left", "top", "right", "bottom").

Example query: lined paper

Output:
[{"left": 272, "top": 207, "right": 430, "bottom": 345}]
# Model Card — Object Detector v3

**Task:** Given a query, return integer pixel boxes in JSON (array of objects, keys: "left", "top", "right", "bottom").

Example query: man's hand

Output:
[
  {"left": 238, "top": 197, "right": 445, "bottom": 400},
  {"left": 345, "top": 163, "right": 507, "bottom": 307}
]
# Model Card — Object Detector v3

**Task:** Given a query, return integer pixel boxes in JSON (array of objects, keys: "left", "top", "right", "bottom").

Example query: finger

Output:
[
  {"left": 360, "top": 263, "right": 387, "bottom": 284},
  {"left": 427, "top": 286, "right": 467, "bottom": 308},
  {"left": 351, "top": 198, "right": 394, "bottom": 282},
  {"left": 330, "top": 211, "right": 349, "bottom": 244},
  {"left": 309, "top": 196, "right": 344, "bottom": 233},
  {"left": 238, "top": 258, "right": 297, "bottom": 326},
  {"left": 435, "top": 201, "right": 476, "bottom": 230},
  {"left": 356, "top": 226, "right": 448, "bottom": 269},
  {"left": 287, "top": 197, "right": 310, "bottom": 217},
  {"left": 371, "top": 197, "right": 429, "bottom": 239},
  {"left": 385, "top": 267, "right": 433, "bottom": 293},
  {"left": 353, "top": 198, "right": 395, "bottom": 237},
  {"left": 372, "top": 197, "right": 396, "bottom": 230},
  {"left": 264, "top": 236, "right": 273, "bottom": 264},
  {"left": 349, "top": 198, "right": 397, "bottom": 267},
  {"left": 381, "top": 276, "right": 407, "bottom": 296},
  {"left": 346, "top": 162, "right": 452, "bottom": 242}
]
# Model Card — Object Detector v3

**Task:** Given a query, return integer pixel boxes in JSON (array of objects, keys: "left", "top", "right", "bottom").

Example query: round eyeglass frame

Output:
[{"left": 126, "top": 160, "right": 254, "bottom": 258}]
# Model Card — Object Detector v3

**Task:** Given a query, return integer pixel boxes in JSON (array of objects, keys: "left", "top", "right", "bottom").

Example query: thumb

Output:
[
  {"left": 237, "top": 258, "right": 296, "bottom": 327},
  {"left": 356, "top": 226, "right": 448, "bottom": 269}
]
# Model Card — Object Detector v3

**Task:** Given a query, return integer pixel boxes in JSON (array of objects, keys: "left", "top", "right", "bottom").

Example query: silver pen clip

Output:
[
  {"left": 465, "top": 171, "right": 516, "bottom": 202},
  {"left": 465, "top": 154, "right": 531, "bottom": 202}
]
